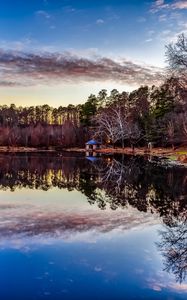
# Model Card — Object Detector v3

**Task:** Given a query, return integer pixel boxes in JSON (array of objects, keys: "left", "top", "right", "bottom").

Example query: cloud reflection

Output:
[{"left": 0, "top": 203, "right": 158, "bottom": 249}]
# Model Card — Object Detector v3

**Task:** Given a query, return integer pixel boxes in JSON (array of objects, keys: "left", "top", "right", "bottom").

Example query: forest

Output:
[{"left": 0, "top": 34, "right": 186, "bottom": 149}]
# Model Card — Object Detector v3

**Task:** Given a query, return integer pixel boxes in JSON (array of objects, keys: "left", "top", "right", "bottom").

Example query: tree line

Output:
[
  {"left": 0, "top": 34, "right": 187, "bottom": 148},
  {"left": 0, "top": 104, "right": 84, "bottom": 147}
]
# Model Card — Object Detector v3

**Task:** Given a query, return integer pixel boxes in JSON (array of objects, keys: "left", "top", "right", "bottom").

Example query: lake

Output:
[{"left": 0, "top": 153, "right": 186, "bottom": 300}]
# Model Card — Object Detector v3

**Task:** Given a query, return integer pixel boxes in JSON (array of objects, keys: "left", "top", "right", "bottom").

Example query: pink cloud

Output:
[
  {"left": 172, "top": 1, "right": 187, "bottom": 9},
  {"left": 0, "top": 49, "right": 164, "bottom": 87}
]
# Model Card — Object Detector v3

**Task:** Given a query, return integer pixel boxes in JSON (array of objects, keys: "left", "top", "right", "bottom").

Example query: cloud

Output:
[
  {"left": 0, "top": 49, "right": 164, "bottom": 87},
  {"left": 145, "top": 30, "right": 155, "bottom": 43},
  {"left": 96, "top": 19, "right": 105, "bottom": 25},
  {"left": 155, "top": 0, "right": 167, "bottom": 7},
  {"left": 0, "top": 81, "right": 21, "bottom": 87},
  {"left": 150, "top": 1, "right": 187, "bottom": 43},
  {"left": 151, "top": 0, "right": 187, "bottom": 13},
  {"left": 172, "top": 1, "right": 187, "bottom": 9},
  {"left": 158, "top": 14, "right": 167, "bottom": 21},
  {"left": 157, "top": 22, "right": 187, "bottom": 43},
  {"left": 35, "top": 10, "right": 51, "bottom": 19},
  {"left": 145, "top": 38, "right": 153, "bottom": 42},
  {"left": 150, "top": 0, "right": 169, "bottom": 13}
]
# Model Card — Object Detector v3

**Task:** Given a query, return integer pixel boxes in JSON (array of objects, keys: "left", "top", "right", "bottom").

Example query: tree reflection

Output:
[
  {"left": 0, "top": 153, "right": 186, "bottom": 221},
  {"left": 88, "top": 155, "right": 187, "bottom": 224},
  {"left": 83, "top": 155, "right": 187, "bottom": 283},
  {"left": 157, "top": 215, "right": 187, "bottom": 283}
]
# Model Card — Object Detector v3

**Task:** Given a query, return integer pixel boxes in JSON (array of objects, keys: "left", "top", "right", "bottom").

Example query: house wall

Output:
[{"left": 86, "top": 144, "right": 101, "bottom": 150}]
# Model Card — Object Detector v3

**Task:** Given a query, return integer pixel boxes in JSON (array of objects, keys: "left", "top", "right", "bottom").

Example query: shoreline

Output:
[
  {"left": 97, "top": 147, "right": 187, "bottom": 156},
  {"left": 0, "top": 146, "right": 186, "bottom": 162},
  {"left": 0, "top": 147, "right": 56, "bottom": 153},
  {"left": 62, "top": 146, "right": 187, "bottom": 157}
]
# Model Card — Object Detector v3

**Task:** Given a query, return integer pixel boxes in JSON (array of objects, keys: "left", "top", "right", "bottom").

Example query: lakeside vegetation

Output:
[{"left": 0, "top": 34, "right": 186, "bottom": 150}]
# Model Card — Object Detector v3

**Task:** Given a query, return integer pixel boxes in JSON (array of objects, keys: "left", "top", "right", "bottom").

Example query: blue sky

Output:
[{"left": 0, "top": 0, "right": 187, "bottom": 106}]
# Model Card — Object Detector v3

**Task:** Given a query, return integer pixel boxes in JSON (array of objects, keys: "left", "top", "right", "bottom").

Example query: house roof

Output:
[{"left": 86, "top": 139, "right": 101, "bottom": 145}]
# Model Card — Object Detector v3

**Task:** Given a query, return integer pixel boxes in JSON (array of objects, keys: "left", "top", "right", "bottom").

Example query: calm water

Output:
[{"left": 0, "top": 153, "right": 186, "bottom": 300}]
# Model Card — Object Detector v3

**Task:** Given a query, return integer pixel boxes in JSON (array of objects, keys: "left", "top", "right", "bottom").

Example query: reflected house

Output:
[
  {"left": 86, "top": 156, "right": 99, "bottom": 162},
  {"left": 86, "top": 151, "right": 101, "bottom": 158},
  {"left": 85, "top": 139, "right": 101, "bottom": 151}
]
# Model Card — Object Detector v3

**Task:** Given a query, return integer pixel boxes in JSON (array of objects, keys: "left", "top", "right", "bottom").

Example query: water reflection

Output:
[
  {"left": 0, "top": 153, "right": 186, "bottom": 297},
  {"left": 1, "top": 154, "right": 186, "bottom": 223},
  {"left": 0, "top": 153, "right": 186, "bottom": 223},
  {"left": 158, "top": 216, "right": 187, "bottom": 283}
]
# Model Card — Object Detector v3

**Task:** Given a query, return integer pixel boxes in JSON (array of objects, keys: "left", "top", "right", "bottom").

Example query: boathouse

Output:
[{"left": 85, "top": 139, "right": 101, "bottom": 151}]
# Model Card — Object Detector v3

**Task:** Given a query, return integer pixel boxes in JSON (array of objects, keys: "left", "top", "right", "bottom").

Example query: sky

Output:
[{"left": 0, "top": 0, "right": 187, "bottom": 107}]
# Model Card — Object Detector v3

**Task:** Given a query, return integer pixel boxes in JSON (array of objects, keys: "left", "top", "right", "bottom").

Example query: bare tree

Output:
[
  {"left": 111, "top": 105, "right": 129, "bottom": 148},
  {"left": 166, "top": 34, "right": 187, "bottom": 86},
  {"left": 95, "top": 102, "right": 142, "bottom": 148},
  {"left": 94, "top": 107, "right": 120, "bottom": 146}
]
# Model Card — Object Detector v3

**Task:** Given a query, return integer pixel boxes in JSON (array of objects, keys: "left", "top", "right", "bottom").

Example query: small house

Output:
[{"left": 85, "top": 139, "right": 101, "bottom": 151}]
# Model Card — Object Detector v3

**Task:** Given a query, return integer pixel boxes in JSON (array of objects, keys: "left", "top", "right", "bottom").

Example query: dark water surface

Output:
[{"left": 0, "top": 153, "right": 186, "bottom": 300}]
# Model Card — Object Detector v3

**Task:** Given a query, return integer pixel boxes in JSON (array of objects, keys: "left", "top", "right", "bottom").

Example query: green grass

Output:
[{"left": 168, "top": 155, "right": 177, "bottom": 161}]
